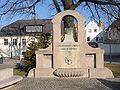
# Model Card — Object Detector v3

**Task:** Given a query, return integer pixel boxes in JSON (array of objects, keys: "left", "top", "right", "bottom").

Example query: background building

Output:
[
  {"left": 0, "top": 17, "right": 120, "bottom": 61},
  {"left": 86, "top": 19, "right": 120, "bottom": 60},
  {"left": 85, "top": 20, "right": 104, "bottom": 43},
  {"left": 0, "top": 19, "right": 52, "bottom": 59}
]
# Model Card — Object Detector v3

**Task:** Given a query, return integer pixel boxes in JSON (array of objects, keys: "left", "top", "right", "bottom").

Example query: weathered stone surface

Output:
[
  {"left": 53, "top": 68, "right": 88, "bottom": 77},
  {"left": 0, "top": 68, "right": 13, "bottom": 81},
  {"left": 0, "top": 68, "right": 23, "bottom": 89},
  {"left": 90, "top": 68, "right": 114, "bottom": 78},
  {"left": 29, "top": 10, "right": 114, "bottom": 78},
  {"left": 28, "top": 68, "right": 55, "bottom": 78},
  {"left": 0, "top": 76, "right": 23, "bottom": 89}
]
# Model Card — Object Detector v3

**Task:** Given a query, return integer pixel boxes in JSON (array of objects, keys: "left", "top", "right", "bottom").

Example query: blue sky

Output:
[
  {"left": 0, "top": 0, "right": 55, "bottom": 28},
  {"left": 0, "top": 0, "right": 113, "bottom": 29}
]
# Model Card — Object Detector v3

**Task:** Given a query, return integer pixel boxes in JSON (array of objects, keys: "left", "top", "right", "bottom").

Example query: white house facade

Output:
[
  {"left": 103, "top": 18, "right": 120, "bottom": 57},
  {"left": 86, "top": 19, "right": 120, "bottom": 57},
  {"left": 0, "top": 19, "right": 52, "bottom": 59},
  {"left": 0, "top": 18, "right": 120, "bottom": 60},
  {"left": 0, "top": 35, "right": 35, "bottom": 58},
  {"left": 85, "top": 20, "right": 104, "bottom": 43}
]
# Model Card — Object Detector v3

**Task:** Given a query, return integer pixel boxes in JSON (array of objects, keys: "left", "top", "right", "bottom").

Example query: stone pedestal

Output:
[
  {"left": 28, "top": 10, "right": 114, "bottom": 78},
  {"left": 89, "top": 68, "right": 114, "bottom": 78}
]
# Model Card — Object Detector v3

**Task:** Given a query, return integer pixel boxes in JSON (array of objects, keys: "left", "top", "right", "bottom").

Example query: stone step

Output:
[{"left": 0, "top": 76, "right": 23, "bottom": 89}]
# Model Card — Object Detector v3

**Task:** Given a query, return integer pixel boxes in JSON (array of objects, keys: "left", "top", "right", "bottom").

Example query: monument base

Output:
[
  {"left": 28, "top": 68, "right": 114, "bottom": 78},
  {"left": 28, "top": 68, "right": 55, "bottom": 78},
  {"left": 89, "top": 68, "right": 114, "bottom": 78},
  {"left": 53, "top": 68, "right": 88, "bottom": 77},
  {"left": 30, "top": 10, "right": 114, "bottom": 79}
]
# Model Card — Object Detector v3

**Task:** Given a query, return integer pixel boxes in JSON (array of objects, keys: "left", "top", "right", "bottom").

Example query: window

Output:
[
  {"left": 13, "top": 39, "right": 17, "bottom": 45},
  {"left": 96, "top": 37, "right": 98, "bottom": 42},
  {"left": 87, "top": 37, "right": 90, "bottom": 41},
  {"left": 117, "top": 31, "right": 119, "bottom": 35},
  {"left": 26, "top": 25, "right": 43, "bottom": 32},
  {"left": 88, "top": 29, "right": 91, "bottom": 33},
  {"left": 112, "top": 30, "right": 115, "bottom": 35},
  {"left": 101, "top": 37, "right": 103, "bottom": 41},
  {"left": 4, "top": 39, "right": 8, "bottom": 45},
  {"left": 94, "top": 29, "right": 97, "bottom": 32},
  {"left": 22, "top": 39, "right": 26, "bottom": 45}
]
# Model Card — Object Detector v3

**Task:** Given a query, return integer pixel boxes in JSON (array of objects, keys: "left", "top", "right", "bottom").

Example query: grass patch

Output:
[
  {"left": 105, "top": 63, "right": 120, "bottom": 77},
  {"left": 13, "top": 68, "right": 26, "bottom": 76}
]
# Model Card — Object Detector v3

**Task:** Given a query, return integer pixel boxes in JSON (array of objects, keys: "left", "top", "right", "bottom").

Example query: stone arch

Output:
[
  {"left": 52, "top": 10, "right": 85, "bottom": 43},
  {"left": 61, "top": 15, "right": 78, "bottom": 42}
]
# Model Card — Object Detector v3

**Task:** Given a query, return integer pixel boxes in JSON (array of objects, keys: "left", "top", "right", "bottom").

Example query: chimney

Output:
[
  {"left": 99, "top": 20, "right": 104, "bottom": 29},
  {"left": 32, "top": 15, "right": 36, "bottom": 20}
]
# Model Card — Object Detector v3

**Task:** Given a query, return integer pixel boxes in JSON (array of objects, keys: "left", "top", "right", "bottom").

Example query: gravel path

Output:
[{"left": 7, "top": 78, "right": 120, "bottom": 90}]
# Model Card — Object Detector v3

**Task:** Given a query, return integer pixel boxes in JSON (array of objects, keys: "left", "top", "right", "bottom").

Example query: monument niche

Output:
[{"left": 28, "top": 10, "right": 114, "bottom": 78}]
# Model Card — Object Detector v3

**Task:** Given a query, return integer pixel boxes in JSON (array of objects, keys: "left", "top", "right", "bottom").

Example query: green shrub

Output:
[
  {"left": 14, "top": 68, "right": 26, "bottom": 76},
  {"left": 20, "top": 32, "right": 51, "bottom": 76}
]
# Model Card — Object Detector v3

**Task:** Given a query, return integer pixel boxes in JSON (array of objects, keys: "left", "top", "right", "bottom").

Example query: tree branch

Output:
[
  {"left": 74, "top": 0, "right": 84, "bottom": 9},
  {"left": 94, "top": 4, "right": 101, "bottom": 22},
  {"left": 85, "top": 2, "right": 95, "bottom": 19},
  {"left": 61, "top": 0, "right": 75, "bottom": 10},
  {"left": 0, "top": 0, "right": 9, "bottom": 8},
  {"left": 99, "top": 5, "right": 118, "bottom": 19},
  {"left": 88, "top": 0, "right": 120, "bottom": 6},
  {"left": 0, "top": 0, "right": 41, "bottom": 16},
  {"left": 52, "top": 0, "right": 61, "bottom": 12}
]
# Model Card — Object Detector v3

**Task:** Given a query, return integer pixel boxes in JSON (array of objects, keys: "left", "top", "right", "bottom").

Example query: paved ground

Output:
[
  {"left": 0, "top": 64, "right": 16, "bottom": 70},
  {"left": 0, "top": 58, "right": 120, "bottom": 90},
  {"left": 7, "top": 78, "right": 120, "bottom": 90},
  {"left": 0, "top": 58, "right": 19, "bottom": 70}
]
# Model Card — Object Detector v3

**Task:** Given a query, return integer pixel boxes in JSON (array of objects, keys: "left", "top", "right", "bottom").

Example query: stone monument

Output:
[{"left": 28, "top": 10, "right": 114, "bottom": 78}]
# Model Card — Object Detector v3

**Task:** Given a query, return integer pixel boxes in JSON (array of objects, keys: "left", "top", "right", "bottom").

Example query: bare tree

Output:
[{"left": 0, "top": 0, "right": 120, "bottom": 24}]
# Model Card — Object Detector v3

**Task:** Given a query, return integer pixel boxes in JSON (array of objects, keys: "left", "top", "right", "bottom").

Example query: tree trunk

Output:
[
  {"left": 61, "top": 0, "right": 75, "bottom": 10},
  {"left": 60, "top": 0, "right": 75, "bottom": 28}
]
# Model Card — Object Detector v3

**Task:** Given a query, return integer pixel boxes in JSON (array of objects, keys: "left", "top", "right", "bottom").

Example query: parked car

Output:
[{"left": 0, "top": 54, "right": 3, "bottom": 64}]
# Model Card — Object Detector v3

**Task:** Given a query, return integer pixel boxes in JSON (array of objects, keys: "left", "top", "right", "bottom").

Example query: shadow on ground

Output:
[{"left": 98, "top": 79, "right": 120, "bottom": 90}]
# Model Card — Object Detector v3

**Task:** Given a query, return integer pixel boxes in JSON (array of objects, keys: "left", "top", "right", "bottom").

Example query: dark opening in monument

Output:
[{"left": 61, "top": 15, "right": 78, "bottom": 42}]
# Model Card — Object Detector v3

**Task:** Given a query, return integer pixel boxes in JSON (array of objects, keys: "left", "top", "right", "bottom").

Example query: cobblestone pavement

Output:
[{"left": 7, "top": 78, "right": 120, "bottom": 90}]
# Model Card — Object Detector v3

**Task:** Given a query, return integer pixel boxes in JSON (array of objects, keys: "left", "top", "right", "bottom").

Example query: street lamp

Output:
[
  {"left": 109, "top": 38, "right": 112, "bottom": 64},
  {"left": 10, "top": 35, "right": 13, "bottom": 59},
  {"left": 108, "top": 28, "right": 112, "bottom": 63}
]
